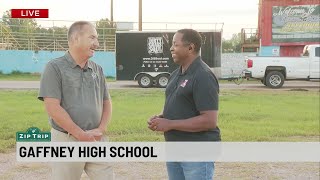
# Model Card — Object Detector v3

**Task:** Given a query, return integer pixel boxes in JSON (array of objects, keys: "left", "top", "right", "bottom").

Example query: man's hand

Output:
[
  {"left": 86, "top": 128, "right": 104, "bottom": 141},
  {"left": 148, "top": 115, "right": 162, "bottom": 131},
  {"left": 148, "top": 117, "right": 172, "bottom": 132},
  {"left": 76, "top": 131, "right": 97, "bottom": 142},
  {"left": 147, "top": 115, "right": 158, "bottom": 126}
]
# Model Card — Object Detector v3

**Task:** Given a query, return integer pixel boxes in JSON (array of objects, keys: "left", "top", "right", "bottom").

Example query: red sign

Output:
[{"left": 11, "top": 9, "right": 49, "bottom": 18}]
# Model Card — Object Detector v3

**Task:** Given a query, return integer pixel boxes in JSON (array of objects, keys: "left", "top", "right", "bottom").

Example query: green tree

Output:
[
  {"left": 1, "top": 11, "right": 116, "bottom": 51},
  {"left": 95, "top": 18, "right": 116, "bottom": 51},
  {"left": 50, "top": 26, "right": 68, "bottom": 50},
  {"left": 222, "top": 38, "right": 233, "bottom": 53},
  {"left": 222, "top": 33, "right": 241, "bottom": 53},
  {"left": 1, "top": 10, "right": 39, "bottom": 50},
  {"left": 33, "top": 26, "right": 68, "bottom": 51}
]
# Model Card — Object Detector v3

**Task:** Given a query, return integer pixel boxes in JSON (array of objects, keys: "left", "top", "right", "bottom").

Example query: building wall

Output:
[
  {"left": 259, "top": 46, "right": 280, "bottom": 56},
  {"left": 0, "top": 50, "right": 116, "bottom": 77}
]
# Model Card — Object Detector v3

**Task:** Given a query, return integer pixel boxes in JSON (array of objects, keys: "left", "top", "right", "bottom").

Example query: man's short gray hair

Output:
[{"left": 67, "top": 21, "right": 94, "bottom": 41}]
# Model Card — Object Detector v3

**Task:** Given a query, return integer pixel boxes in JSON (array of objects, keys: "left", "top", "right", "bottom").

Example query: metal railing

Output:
[
  {"left": 241, "top": 28, "right": 259, "bottom": 44},
  {"left": 125, "top": 21, "right": 224, "bottom": 32},
  {"left": 0, "top": 18, "right": 223, "bottom": 51},
  {"left": 0, "top": 19, "right": 116, "bottom": 51}
]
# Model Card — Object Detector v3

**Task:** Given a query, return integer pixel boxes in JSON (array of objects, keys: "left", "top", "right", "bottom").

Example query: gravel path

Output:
[{"left": 0, "top": 80, "right": 319, "bottom": 91}]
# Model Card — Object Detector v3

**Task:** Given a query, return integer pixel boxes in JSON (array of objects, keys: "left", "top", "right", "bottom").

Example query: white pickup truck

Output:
[{"left": 245, "top": 44, "right": 320, "bottom": 88}]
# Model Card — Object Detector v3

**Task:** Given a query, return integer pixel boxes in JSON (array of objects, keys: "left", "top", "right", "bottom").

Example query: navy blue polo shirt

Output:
[{"left": 163, "top": 56, "right": 221, "bottom": 141}]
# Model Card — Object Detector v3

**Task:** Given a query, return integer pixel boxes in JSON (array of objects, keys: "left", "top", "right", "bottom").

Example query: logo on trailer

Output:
[{"left": 147, "top": 37, "right": 163, "bottom": 55}]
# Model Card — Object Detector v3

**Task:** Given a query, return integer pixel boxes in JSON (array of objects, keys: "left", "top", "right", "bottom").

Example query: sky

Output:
[{"left": 0, "top": 0, "right": 259, "bottom": 39}]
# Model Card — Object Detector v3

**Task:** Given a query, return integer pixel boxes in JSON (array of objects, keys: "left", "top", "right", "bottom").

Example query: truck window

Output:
[{"left": 315, "top": 47, "right": 320, "bottom": 57}]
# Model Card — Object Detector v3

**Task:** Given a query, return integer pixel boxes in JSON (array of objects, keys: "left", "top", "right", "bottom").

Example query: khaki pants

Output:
[{"left": 50, "top": 128, "right": 114, "bottom": 180}]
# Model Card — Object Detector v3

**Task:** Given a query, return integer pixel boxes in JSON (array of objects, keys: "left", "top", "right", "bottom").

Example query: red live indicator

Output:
[{"left": 11, "top": 9, "right": 49, "bottom": 18}]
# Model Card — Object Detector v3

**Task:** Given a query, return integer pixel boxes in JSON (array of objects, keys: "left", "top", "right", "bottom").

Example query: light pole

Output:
[
  {"left": 110, "top": 0, "right": 114, "bottom": 27},
  {"left": 139, "top": 0, "right": 142, "bottom": 31}
]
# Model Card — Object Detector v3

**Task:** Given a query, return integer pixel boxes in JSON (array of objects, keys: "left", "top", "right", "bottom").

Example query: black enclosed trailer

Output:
[{"left": 116, "top": 31, "right": 222, "bottom": 88}]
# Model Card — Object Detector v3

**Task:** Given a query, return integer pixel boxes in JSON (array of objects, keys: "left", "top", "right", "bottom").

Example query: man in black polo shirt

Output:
[{"left": 148, "top": 29, "right": 220, "bottom": 180}]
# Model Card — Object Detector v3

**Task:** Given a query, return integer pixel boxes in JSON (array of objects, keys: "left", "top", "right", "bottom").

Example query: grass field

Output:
[
  {"left": 0, "top": 73, "right": 41, "bottom": 81},
  {"left": 0, "top": 89, "right": 319, "bottom": 153}
]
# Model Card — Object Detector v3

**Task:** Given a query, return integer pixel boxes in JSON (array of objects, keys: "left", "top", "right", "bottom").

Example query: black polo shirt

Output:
[{"left": 163, "top": 56, "right": 220, "bottom": 141}]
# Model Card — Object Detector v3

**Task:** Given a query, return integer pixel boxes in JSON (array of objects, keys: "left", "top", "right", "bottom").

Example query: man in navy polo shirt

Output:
[{"left": 148, "top": 29, "right": 220, "bottom": 180}]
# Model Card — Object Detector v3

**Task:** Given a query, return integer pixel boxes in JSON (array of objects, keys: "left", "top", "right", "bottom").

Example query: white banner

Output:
[{"left": 16, "top": 142, "right": 320, "bottom": 162}]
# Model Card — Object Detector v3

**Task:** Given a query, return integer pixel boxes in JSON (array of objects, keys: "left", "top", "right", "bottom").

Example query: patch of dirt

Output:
[
  {"left": 285, "top": 136, "right": 320, "bottom": 142},
  {"left": 0, "top": 153, "right": 49, "bottom": 180},
  {"left": 1, "top": 153, "right": 319, "bottom": 180},
  {"left": 215, "top": 162, "right": 320, "bottom": 180}
]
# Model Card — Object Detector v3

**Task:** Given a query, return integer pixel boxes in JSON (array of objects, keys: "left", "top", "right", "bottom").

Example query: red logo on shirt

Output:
[{"left": 180, "top": 79, "right": 189, "bottom": 88}]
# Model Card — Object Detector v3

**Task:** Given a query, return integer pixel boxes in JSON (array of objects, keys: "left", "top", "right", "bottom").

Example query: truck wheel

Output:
[
  {"left": 138, "top": 74, "right": 153, "bottom": 88},
  {"left": 265, "top": 71, "right": 284, "bottom": 88},
  {"left": 156, "top": 74, "right": 170, "bottom": 88}
]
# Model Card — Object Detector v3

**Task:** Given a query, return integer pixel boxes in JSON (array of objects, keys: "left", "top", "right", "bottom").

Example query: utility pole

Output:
[
  {"left": 139, "top": 0, "right": 142, "bottom": 31},
  {"left": 111, "top": 0, "right": 114, "bottom": 27}
]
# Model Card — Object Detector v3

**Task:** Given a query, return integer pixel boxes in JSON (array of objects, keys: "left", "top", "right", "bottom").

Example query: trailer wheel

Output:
[
  {"left": 137, "top": 74, "right": 153, "bottom": 88},
  {"left": 265, "top": 71, "right": 284, "bottom": 88},
  {"left": 156, "top": 74, "right": 170, "bottom": 88}
]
